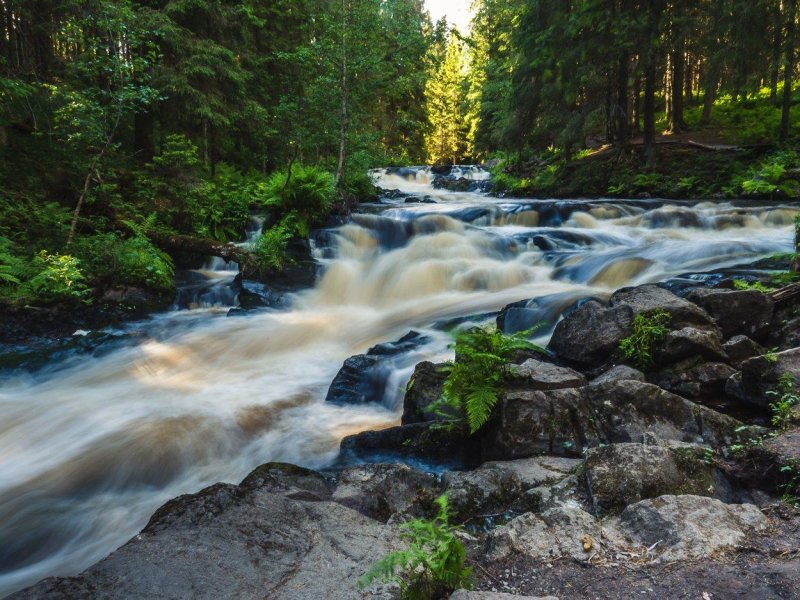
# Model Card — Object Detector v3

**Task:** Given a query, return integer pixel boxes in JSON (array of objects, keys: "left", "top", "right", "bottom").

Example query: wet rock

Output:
[
  {"left": 768, "top": 315, "right": 800, "bottom": 351},
  {"left": 656, "top": 327, "right": 729, "bottom": 364},
  {"left": 507, "top": 359, "right": 587, "bottom": 391},
  {"left": 443, "top": 457, "right": 580, "bottom": 521},
  {"left": 617, "top": 495, "right": 768, "bottom": 562},
  {"left": 723, "top": 335, "right": 766, "bottom": 368},
  {"left": 332, "top": 463, "right": 439, "bottom": 522},
  {"left": 450, "top": 592, "right": 559, "bottom": 600},
  {"left": 13, "top": 470, "right": 402, "bottom": 600},
  {"left": 482, "top": 380, "right": 742, "bottom": 461},
  {"left": 725, "top": 347, "right": 800, "bottom": 408},
  {"left": 548, "top": 301, "right": 633, "bottom": 367},
  {"left": 584, "top": 443, "right": 721, "bottom": 514},
  {"left": 687, "top": 288, "right": 774, "bottom": 342},
  {"left": 401, "top": 361, "right": 450, "bottom": 425},
  {"left": 610, "top": 284, "right": 717, "bottom": 330},
  {"left": 652, "top": 359, "right": 737, "bottom": 401},
  {"left": 584, "top": 380, "right": 742, "bottom": 449},
  {"left": 592, "top": 365, "right": 646, "bottom": 385},
  {"left": 239, "top": 462, "right": 332, "bottom": 501},
  {"left": 496, "top": 291, "right": 598, "bottom": 336},
  {"left": 487, "top": 502, "right": 623, "bottom": 562},
  {"left": 340, "top": 421, "right": 481, "bottom": 467},
  {"left": 326, "top": 331, "right": 431, "bottom": 406}
]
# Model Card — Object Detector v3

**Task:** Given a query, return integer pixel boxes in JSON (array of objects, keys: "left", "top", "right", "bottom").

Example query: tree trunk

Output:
[
  {"left": 772, "top": 2, "right": 784, "bottom": 103},
  {"left": 335, "top": 0, "right": 349, "bottom": 186},
  {"left": 781, "top": 0, "right": 797, "bottom": 142},
  {"left": 669, "top": 45, "right": 686, "bottom": 131},
  {"left": 633, "top": 71, "right": 642, "bottom": 133},
  {"left": 701, "top": 63, "right": 721, "bottom": 124},
  {"left": 643, "top": 0, "right": 663, "bottom": 166},
  {"left": 134, "top": 110, "right": 154, "bottom": 161},
  {"left": 146, "top": 232, "right": 258, "bottom": 274}
]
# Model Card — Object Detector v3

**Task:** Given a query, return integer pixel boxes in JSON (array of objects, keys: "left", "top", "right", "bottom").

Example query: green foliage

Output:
[
  {"left": 359, "top": 495, "right": 472, "bottom": 599},
  {"left": 619, "top": 310, "right": 672, "bottom": 370},
  {"left": 767, "top": 373, "right": 800, "bottom": 431},
  {"left": 732, "top": 279, "right": 772, "bottom": 292},
  {"left": 260, "top": 165, "right": 336, "bottom": 233},
  {"left": 253, "top": 217, "right": 296, "bottom": 272},
  {"left": 441, "top": 327, "right": 544, "bottom": 434},
  {"left": 0, "top": 237, "right": 26, "bottom": 286},
  {"left": 73, "top": 232, "right": 175, "bottom": 292},
  {"left": 22, "top": 251, "right": 91, "bottom": 305},
  {"left": 740, "top": 151, "right": 800, "bottom": 198}
]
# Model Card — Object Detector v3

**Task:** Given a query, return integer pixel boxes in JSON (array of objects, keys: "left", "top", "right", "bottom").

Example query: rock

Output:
[
  {"left": 443, "top": 457, "right": 580, "bottom": 521},
  {"left": 723, "top": 335, "right": 765, "bottom": 368},
  {"left": 450, "top": 591, "right": 559, "bottom": 600},
  {"left": 592, "top": 365, "right": 646, "bottom": 385},
  {"left": 326, "top": 331, "right": 431, "bottom": 406},
  {"left": 723, "top": 427, "right": 800, "bottom": 493},
  {"left": 13, "top": 467, "right": 403, "bottom": 600},
  {"left": 507, "top": 359, "right": 587, "bottom": 390},
  {"left": 610, "top": 284, "right": 717, "bottom": 330},
  {"left": 769, "top": 315, "right": 800, "bottom": 351},
  {"left": 687, "top": 288, "right": 774, "bottom": 341},
  {"left": 331, "top": 463, "right": 440, "bottom": 522},
  {"left": 656, "top": 327, "right": 729, "bottom": 364},
  {"left": 401, "top": 361, "right": 450, "bottom": 425},
  {"left": 652, "top": 360, "right": 737, "bottom": 401},
  {"left": 487, "top": 502, "right": 623, "bottom": 562},
  {"left": 726, "top": 347, "right": 800, "bottom": 408},
  {"left": 583, "top": 443, "right": 721, "bottom": 514},
  {"left": 548, "top": 301, "right": 633, "bottom": 367},
  {"left": 239, "top": 462, "right": 332, "bottom": 501},
  {"left": 482, "top": 380, "right": 742, "bottom": 461},
  {"left": 340, "top": 421, "right": 481, "bottom": 467},
  {"left": 497, "top": 291, "right": 596, "bottom": 336},
  {"left": 764, "top": 427, "right": 800, "bottom": 467},
  {"left": 617, "top": 495, "right": 768, "bottom": 562},
  {"left": 584, "top": 380, "right": 742, "bottom": 449}
]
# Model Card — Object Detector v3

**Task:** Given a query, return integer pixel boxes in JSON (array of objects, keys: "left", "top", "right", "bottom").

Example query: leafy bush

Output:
[
  {"left": 260, "top": 165, "right": 336, "bottom": 233},
  {"left": 193, "top": 164, "right": 254, "bottom": 241},
  {"left": 441, "top": 327, "right": 544, "bottom": 434},
  {"left": 740, "top": 151, "right": 800, "bottom": 198},
  {"left": 732, "top": 279, "right": 772, "bottom": 292},
  {"left": 619, "top": 309, "right": 671, "bottom": 369},
  {"left": 0, "top": 237, "right": 26, "bottom": 285},
  {"left": 767, "top": 373, "right": 800, "bottom": 431},
  {"left": 22, "top": 251, "right": 91, "bottom": 304},
  {"left": 359, "top": 495, "right": 471, "bottom": 599},
  {"left": 74, "top": 232, "right": 174, "bottom": 292},
  {"left": 253, "top": 216, "right": 296, "bottom": 271}
]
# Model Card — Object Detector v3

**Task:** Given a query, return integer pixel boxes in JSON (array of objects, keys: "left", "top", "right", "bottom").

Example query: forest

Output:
[{"left": 0, "top": 0, "right": 798, "bottom": 304}]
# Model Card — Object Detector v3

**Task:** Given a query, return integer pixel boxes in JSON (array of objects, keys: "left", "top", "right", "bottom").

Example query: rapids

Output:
[{"left": 0, "top": 165, "right": 797, "bottom": 596}]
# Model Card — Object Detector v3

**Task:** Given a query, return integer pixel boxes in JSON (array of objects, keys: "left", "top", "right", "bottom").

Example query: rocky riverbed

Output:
[{"left": 11, "top": 276, "right": 800, "bottom": 600}]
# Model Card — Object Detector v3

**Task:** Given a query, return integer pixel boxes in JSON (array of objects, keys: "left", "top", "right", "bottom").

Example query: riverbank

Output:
[{"left": 11, "top": 270, "right": 800, "bottom": 599}]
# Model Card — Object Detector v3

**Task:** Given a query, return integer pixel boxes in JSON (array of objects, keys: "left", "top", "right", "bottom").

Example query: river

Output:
[{"left": 0, "top": 166, "right": 796, "bottom": 597}]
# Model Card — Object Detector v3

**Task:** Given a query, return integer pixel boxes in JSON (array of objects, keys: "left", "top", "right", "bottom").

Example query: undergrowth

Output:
[{"left": 618, "top": 309, "right": 672, "bottom": 370}]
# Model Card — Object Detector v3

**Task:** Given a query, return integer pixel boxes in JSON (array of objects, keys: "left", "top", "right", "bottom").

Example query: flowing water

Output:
[{"left": 0, "top": 166, "right": 797, "bottom": 596}]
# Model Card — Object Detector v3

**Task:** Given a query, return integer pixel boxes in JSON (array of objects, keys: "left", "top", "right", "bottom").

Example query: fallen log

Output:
[
  {"left": 146, "top": 231, "right": 258, "bottom": 273},
  {"left": 770, "top": 281, "right": 800, "bottom": 306}
]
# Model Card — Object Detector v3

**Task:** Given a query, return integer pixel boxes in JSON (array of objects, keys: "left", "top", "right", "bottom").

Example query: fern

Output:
[
  {"left": 440, "top": 326, "right": 545, "bottom": 434},
  {"left": 618, "top": 309, "right": 671, "bottom": 369},
  {"left": 358, "top": 495, "right": 472, "bottom": 599}
]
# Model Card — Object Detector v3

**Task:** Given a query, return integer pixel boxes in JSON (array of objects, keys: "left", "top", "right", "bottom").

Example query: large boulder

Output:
[
  {"left": 507, "top": 359, "right": 587, "bottom": 391},
  {"left": 443, "top": 457, "right": 580, "bottom": 521},
  {"left": 401, "top": 360, "right": 449, "bottom": 425},
  {"left": 583, "top": 443, "right": 724, "bottom": 514},
  {"left": 617, "top": 495, "right": 768, "bottom": 562},
  {"left": 655, "top": 327, "right": 728, "bottom": 364},
  {"left": 591, "top": 364, "right": 646, "bottom": 385},
  {"left": 326, "top": 331, "right": 430, "bottom": 406},
  {"left": 723, "top": 335, "right": 766, "bottom": 368},
  {"left": 609, "top": 285, "right": 717, "bottom": 331},
  {"left": 687, "top": 288, "right": 774, "bottom": 341},
  {"left": 12, "top": 465, "right": 402, "bottom": 600},
  {"left": 331, "top": 463, "right": 440, "bottom": 522},
  {"left": 487, "top": 502, "right": 624, "bottom": 562},
  {"left": 725, "top": 347, "right": 800, "bottom": 408},
  {"left": 651, "top": 359, "right": 737, "bottom": 401},
  {"left": 481, "top": 380, "right": 742, "bottom": 461},
  {"left": 496, "top": 291, "right": 597, "bottom": 336},
  {"left": 451, "top": 591, "right": 559, "bottom": 600},
  {"left": 340, "top": 421, "right": 481, "bottom": 467},
  {"left": 548, "top": 301, "right": 632, "bottom": 367}
]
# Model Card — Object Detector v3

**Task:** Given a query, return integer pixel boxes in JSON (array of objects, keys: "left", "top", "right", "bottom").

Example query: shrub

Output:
[
  {"left": 618, "top": 309, "right": 671, "bottom": 369},
  {"left": 73, "top": 232, "right": 174, "bottom": 292},
  {"left": 0, "top": 237, "right": 26, "bottom": 286},
  {"left": 253, "top": 216, "right": 296, "bottom": 272},
  {"left": 359, "top": 495, "right": 471, "bottom": 599},
  {"left": 440, "top": 327, "right": 544, "bottom": 434},
  {"left": 23, "top": 251, "right": 90, "bottom": 304},
  {"left": 767, "top": 373, "right": 800, "bottom": 431},
  {"left": 260, "top": 165, "right": 336, "bottom": 232}
]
